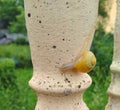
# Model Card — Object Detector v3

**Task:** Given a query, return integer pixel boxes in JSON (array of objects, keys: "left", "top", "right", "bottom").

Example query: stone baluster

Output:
[
  {"left": 24, "top": 0, "right": 99, "bottom": 110},
  {"left": 106, "top": 0, "right": 120, "bottom": 110}
]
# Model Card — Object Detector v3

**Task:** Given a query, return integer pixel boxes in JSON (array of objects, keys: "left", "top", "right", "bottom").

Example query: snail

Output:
[
  {"left": 59, "top": 21, "right": 97, "bottom": 73},
  {"left": 59, "top": 51, "right": 96, "bottom": 73}
]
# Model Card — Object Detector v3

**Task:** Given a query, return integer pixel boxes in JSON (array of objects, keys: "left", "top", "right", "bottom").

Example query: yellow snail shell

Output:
[{"left": 60, "top": 51, "right": 96, "bottom": 73}]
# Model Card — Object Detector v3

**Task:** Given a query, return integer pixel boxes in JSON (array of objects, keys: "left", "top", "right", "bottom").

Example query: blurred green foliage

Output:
[
  {"left": 0, "top": 67, "right": 36, "bottom": 110},
  {"left": 8, "top": 6, "right": 26, "bottom": 34},
  {"left": 0, "top": 0, "right": 26, "bottom": 34},
  {"left": 0, "top": 44, "right": 32, "bottom": 68},
  {"left": 13, "top": 37, "right": 29, "bottom": 45},
  {"left": 99, "top": 0, "right": 108, "bottom": 18},
  {"left": 84, "top": 23, "right": 113, "bottom": 110},
  {"left": 0, "top": 58, "right": 20, "bottom": 110},
  {"left": 14, "top": 69, "right": 36, "bottom": 110},
  {"left": 0, "top": 58, "right": 16, "bottom": 88},
  {"left": 0, "top": 47, "right": 35, "bottom": 109},
  {"left": 0, "top": 0, "right": 21, "bottom": 28},
  {"left": 91, "top": 23, "right": 113, "bottom": 70}
]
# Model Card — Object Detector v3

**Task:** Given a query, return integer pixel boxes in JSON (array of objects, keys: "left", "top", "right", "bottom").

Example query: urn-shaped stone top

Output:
[{"left": 24, "top": 0, "right": 98, "bottom": 95}]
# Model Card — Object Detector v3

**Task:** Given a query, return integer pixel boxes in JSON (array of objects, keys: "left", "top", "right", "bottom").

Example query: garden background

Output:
[{"left": 0, "top": 0, "right": 114, "bottom": 110}]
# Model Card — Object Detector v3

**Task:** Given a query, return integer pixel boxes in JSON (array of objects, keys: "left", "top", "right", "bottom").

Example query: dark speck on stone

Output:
[
  {"left": 78, "top": 85, "right": 81, "bottom": 88},
  {"left": 39, "top": 20, "right": 42, "bottom": 23},
  {"left": 28, "top": 13, "right": 31, "bottom": 17},
  {"left": 52, "top": 45, "right": 56, "bottom": 48},
  {"left": 66, "top": 2, "right": 69, "bottom": 5},
  {"left": 83, "top": 80, "right": 85, "bottom": 83}
]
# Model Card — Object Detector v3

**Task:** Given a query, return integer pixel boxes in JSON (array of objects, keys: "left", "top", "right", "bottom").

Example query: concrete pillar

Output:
[{"left": 24, "top": 0, "right": 99, "bottom": 109}]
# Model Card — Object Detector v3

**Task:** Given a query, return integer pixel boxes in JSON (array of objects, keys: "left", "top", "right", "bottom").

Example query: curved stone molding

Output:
[
  {"left": 106, "top": 0, "right": 120, "bottom": 110},
  {"left": 24, "top": 0, "right": 99, "bottom": 110}
]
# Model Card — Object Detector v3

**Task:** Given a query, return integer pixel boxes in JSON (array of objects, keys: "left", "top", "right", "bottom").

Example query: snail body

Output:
[{"left": 60, "top": 51, "right": 96, "bottom": 73}]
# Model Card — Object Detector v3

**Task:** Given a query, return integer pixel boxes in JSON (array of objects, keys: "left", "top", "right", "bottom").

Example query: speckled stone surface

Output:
[
  {"left": 24, "top": 0, "right": 99, "bottom": 109},
  {"left": 106, "top": 0, "right": 120, "bottom": 110}
]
